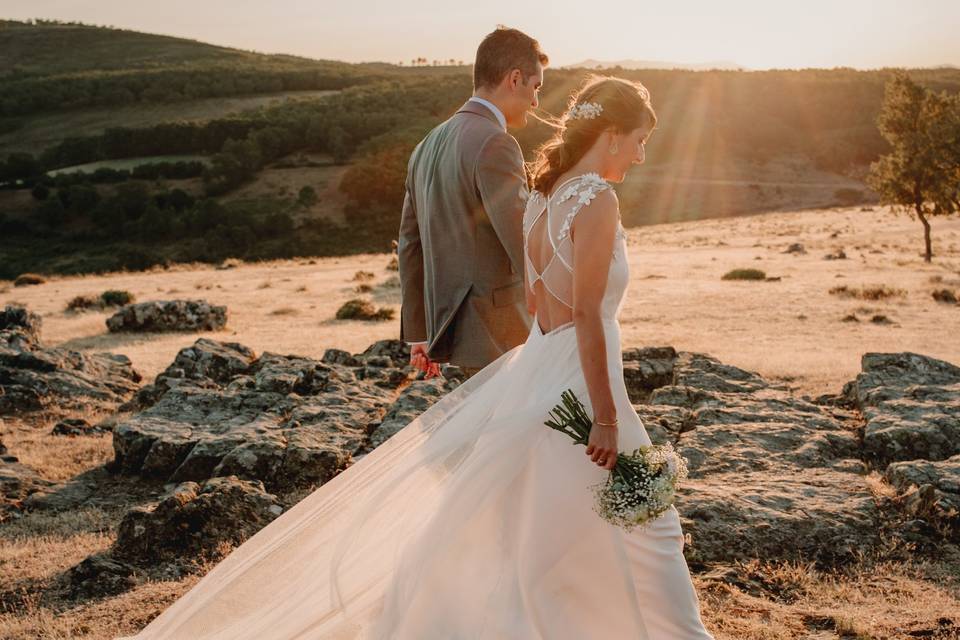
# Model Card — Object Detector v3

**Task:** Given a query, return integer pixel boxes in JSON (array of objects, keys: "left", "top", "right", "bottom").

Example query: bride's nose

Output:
[{"left": 633, "top": 144, "right": 645, "bottom": 164}]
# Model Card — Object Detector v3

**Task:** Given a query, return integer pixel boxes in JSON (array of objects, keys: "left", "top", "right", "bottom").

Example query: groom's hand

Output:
[{"left": 409, "top": 342, "right": 443, "bottom": 379}]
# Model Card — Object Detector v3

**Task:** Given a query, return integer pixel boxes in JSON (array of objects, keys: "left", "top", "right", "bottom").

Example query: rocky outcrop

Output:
[
  {"left": 842, "top": 352, "right": 960, "bottom": 465},
  {"left": 109, "top": 338, "right": 459, "bottom": 494},
  {"left": 1, "top": 443, "right": 54, "bottom": 517},
  {"left": 65, "top": 476, "right": 283, "bottom": 597},
  {"left": 106, "top": 299, "right": 227, "bottom": 333},
  {"left": 619, "top": 350, "right": 878, "bottom": 566},
  {"left": 885, "top": 456, "right": 960, "bottom": 529},
  {"left": 0, "top": 305, "right": 141, "bottom": 414},
  {"left": 112, "top": 476, "right": 283, "bottom": 567},
  {"left": 0, "top": 305, "right": 42, "bottom": 344}
]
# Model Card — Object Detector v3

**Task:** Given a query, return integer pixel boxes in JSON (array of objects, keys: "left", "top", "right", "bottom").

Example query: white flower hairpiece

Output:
[{"left": 567, "top": 101, "right": 603, "bottom": 120}]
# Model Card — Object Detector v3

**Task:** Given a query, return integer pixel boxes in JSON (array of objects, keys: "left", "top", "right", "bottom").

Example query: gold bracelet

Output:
[{"left": 594, "top": 419, "right": 618, "bottom": 428}]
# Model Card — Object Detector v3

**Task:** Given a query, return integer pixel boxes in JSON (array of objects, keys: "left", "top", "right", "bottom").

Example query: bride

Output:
[{"left": 117, "top": 76, "right": 714, "bottom": 639}]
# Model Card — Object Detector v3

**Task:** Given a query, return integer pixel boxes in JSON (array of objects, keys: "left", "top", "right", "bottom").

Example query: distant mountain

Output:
[{"left": 565, "top": 59, "right": 746, "bottom": 71}]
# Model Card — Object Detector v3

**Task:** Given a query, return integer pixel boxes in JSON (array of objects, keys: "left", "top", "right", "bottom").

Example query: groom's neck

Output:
[{"left": 472, "top": 89, "right": 508, "bottom": 116}]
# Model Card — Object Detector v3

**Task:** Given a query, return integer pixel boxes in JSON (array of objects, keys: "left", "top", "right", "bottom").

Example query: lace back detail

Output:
[{"left": 522, "top": 172, "right": 619, "bottom": 309}]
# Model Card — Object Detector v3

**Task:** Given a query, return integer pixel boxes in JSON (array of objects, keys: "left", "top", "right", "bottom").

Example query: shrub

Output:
[
  {"left": 101, "top": 290, "right": 135, "bottom": 306},
  {"left": 932, "top": 289, "right": 957, "bottom": 304},
  {"left": 14, "top": 273, "right": 46, "bottom": 287},
  {"left": 66, "top": 295, "right": 102, "bottom": 312},
  {"left": 37, "top": 198, "right": 67, "bottom": 227},
  {"left": 335, "top": 298, "right": 394, "bottom": 321},
  {"left": 31, "top": 184, "right": 50, "bottom": 201},
  {"left": 65, "top": 289, "right": 135, "bottom": 312},
  {"left": 298, "top": 185, "right": 318, "bottom": 207},
  {"left": 829, "top": 284, "right": 906, "bottom": 300},
  {"left": 721, "top": 268, "right": 766, "bottom": 281}
]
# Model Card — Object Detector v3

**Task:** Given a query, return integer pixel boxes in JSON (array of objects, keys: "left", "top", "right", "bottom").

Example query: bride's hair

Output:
[{"left": 530, "top": 75, "right": 657, "bottom": 194}]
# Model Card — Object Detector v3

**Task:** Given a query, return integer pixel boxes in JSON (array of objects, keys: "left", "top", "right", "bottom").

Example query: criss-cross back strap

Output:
[{"left": 523, "top": 173, "right": 613, "bottom": 309}]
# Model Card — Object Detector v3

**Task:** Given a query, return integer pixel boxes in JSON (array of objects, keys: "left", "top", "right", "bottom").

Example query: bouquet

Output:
[{"left": 544, "top": 388, "right": 689, "bottom": 531}]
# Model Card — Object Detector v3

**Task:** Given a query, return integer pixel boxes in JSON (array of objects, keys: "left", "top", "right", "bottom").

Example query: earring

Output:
[{"left": 608, "top": 141, "right": 619, "bottom": 155}]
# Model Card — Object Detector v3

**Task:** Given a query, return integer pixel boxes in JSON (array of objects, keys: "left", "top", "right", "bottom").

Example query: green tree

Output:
[
  {"left": 31, "top": 184, "right": 50, "bottom": 201},
  {"left": 37, "top": 197, "right": 67, "bottom": 227},
  {"left": 867, "top": 72, "right": 960, "bottom": 262},
  {"left": 67, "top": 184, "right": 101, "bottom": 215},
  {"left": 298, "top": 185, "right": 318, "bottom": 207}
]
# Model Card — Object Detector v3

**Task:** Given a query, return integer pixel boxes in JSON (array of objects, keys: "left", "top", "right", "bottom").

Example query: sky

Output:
[{"left": 2, "top": 0, "right": 959, "bottom": 69}]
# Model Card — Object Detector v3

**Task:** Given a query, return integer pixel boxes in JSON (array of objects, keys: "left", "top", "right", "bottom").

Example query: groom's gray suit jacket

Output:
[{"left": 398, "top": 99, "right": 532, "bottom": 369}]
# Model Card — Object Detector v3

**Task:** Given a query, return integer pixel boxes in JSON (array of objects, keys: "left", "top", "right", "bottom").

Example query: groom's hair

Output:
[{"left": 474, "top": 26, "right": 548, "bottom": 90}]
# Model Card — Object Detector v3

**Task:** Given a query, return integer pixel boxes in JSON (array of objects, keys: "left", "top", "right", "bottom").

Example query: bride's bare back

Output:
[{"left": 523, "top": 172, "right": 623, "bottom": 334}]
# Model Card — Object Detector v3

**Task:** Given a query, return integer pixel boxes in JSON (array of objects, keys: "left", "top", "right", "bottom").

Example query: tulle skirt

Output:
[{"left": 117, "top": 318, "right": 713, "bottom": 639}]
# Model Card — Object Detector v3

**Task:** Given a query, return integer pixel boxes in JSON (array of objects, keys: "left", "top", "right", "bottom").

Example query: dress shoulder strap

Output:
[{"left": 554, "top": 173, "right": 612, "bottom": 242}]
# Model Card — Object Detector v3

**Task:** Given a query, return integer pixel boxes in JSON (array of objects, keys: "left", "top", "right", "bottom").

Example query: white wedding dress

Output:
[{"left": 117, "top": 173, "right": 714, "bottom": 639}]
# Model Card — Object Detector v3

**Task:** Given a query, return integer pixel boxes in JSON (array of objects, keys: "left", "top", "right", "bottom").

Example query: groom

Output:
[{"left": 398, "top": 27, "right": 548, "bottom": 378}]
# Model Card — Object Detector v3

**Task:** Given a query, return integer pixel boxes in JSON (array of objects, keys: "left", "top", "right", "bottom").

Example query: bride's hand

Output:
[{"left": 585, "top": 421, "right": 618, "bottom": 471}]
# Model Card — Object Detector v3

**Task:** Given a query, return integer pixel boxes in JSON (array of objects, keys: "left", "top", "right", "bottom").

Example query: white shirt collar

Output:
[{"left": 468, "top": 96, "right": 507, "bottom": 131}]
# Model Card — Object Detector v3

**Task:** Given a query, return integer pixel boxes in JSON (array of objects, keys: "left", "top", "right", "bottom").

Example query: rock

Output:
[
  {"left": 109, "top": 338, "right": 431, "bottom": 493},
  {"left": 783, "top": 243, "right": 806, "bottom": 254},
  {"left": 842, "top": 352, "right": 960, "bottom": 464},
  {"left": 52, "top": 418, "right": 106, "bottom": 436},
  {"left": 322, "top": 348, "right": 362, "bottom": 367},
  {"left": 885, "top": 456, "right": 960, "bottom": 532},
  {"left": 65, "top": 552, "right": 139, "bottom": 599},
  {"left": 368, "top": 378, "right": 450, "bottom": 448},
  {"left": 622, "top": 349, "right": 884, "bottom": 567},
  {"left": 622, "top": 346, "right": 677, "bottom": 402},
  {"left": 106, "top": 299, "right": 227, "bottom": 333},
  {"left": 0, "top": 305, "right": 42, "bottom": 344},
  {"left": 1, "top": 447, "right": 54, "bottom": 517},
  {"left": 824, "top": 249, "right": 847, "bottom": 260},
  {"left": 0, "top": 306, "right": 142, "bottom": 415},
  {"left": 677, "top": 469, "right": 880, "bottom": 568},
  {"left": 112, "top": 476, "right": 283, "bottom": 568}
]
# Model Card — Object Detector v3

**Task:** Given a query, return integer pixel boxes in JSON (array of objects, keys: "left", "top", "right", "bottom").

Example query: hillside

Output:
[
  {"left": 0, "top": 20, "right": 384, "bottom": 119},
  {"left": 1, "top": 22, "right": 959, "bottom": 280},
  {"left": 0, "top": 19, "right": 354, "bottom": 78}
]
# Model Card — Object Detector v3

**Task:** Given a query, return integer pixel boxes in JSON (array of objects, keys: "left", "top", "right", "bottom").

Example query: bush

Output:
[
  {"left": 65, "top": 289, "right": 135, "bottom": 312},
  {"left": 67, "top": 184, "right": 101, "bottom": 214},
  {"left": 66, "top": 294, "right": 102, "bottom": 311},
  {"left": 335, "top": 298, "right": 394, "bottom": 321},
  {"left": 31, "top": 184, "right": 50, "bottom": 201},
  {"left": 828, "top": 284, "right": 906, "bottom": 300},
  {"left": 37, "top": 198, "right": 67, "bottom": 227},
  {"left": 14, "top": 273, "right": 46, "bottom": 287},
  {"left": 721, "top": 268, "right": 766, "bottom": 281},
  {"left": 101, "top": 290, "right": 135, "bottom": 306},
  {"left": 298, "top": 185, "right": 318, "bottom": 207}
]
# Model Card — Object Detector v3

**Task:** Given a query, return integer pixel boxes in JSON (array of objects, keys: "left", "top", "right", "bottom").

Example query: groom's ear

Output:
[{"left": 506, "top": 68, "right": 524, "bottom": 91}]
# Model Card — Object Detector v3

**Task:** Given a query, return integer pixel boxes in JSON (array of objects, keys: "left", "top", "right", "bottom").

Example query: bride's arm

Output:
[{"left": 570, "top": 189, "right": 620, "bottom": 470}]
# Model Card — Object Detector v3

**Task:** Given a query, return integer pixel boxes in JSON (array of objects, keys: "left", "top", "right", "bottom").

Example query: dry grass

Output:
[
  {"left": 2, "top": 415, "right": 115, "bottom": 483},
  {"left": 696, "top": 557, "right": 960, "bottom": 639}
]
